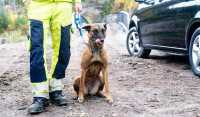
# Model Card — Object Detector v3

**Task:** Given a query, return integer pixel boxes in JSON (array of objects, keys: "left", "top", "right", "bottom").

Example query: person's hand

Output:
[{"left": 75, "top": 3, "right": 82, "bottom": 13}]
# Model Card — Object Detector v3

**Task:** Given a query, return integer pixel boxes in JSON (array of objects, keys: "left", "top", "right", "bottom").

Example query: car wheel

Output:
[
  {"left": 189, "top": 27, "right": 200, "bottom": 76},
  {"left": 126, "top": 27, "right": 151, "bottom": 58}
]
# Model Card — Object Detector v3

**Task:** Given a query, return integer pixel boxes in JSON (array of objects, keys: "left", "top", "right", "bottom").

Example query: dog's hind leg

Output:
[{"left": 96, "top": 77, "right": 105, "bottom": 98}]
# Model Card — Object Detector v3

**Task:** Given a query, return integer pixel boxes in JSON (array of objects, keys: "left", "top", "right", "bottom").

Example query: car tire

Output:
[
  {"left": 126, "top": 27, "right": 151, "bottom": 58},
  {"left": 189, "top": 27, "right": 200, "bottom": 76}
]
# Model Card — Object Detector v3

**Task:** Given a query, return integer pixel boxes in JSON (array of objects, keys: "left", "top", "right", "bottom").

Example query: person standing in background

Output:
[{"left": 26, "top": 0, "right": 82, "bottom": 114}]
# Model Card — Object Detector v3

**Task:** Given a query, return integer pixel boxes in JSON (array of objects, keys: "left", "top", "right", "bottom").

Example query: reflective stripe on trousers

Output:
[{"left": 32, "top": 79, "right": 64, "bottom": 98}]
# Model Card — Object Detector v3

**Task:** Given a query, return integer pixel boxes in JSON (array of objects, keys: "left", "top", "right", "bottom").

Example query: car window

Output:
[
  {"left": 160, "top": 0, "right": 172, "bottom": 3},
  {"left": 154, "top": 0, "right": 171, "bottom": 4},
  {"left": 145, "top": 0, "right": 155, "bottom": 4}
]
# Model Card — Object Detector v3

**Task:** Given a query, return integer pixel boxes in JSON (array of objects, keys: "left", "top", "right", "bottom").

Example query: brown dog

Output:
[{"left": 73, "top": 23, "right": 113, "bottom": 103}]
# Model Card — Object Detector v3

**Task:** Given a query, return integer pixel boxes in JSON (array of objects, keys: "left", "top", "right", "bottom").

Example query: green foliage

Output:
[
  {"left": 101, "top": 0, "right": 114, "bottom": 17},
  {"left": 0, "top": 8, "right": 8, "bottom": 33},
  {"left": 16, "top": 15, "right": 27, "bottom": 28},
  {"left": 0, "top": 6, "right": 27, "bottom": 34},
  {"left": 16, "top": 0, "right": 24, "bottom": 6},
  {"left": 1, "top": 0, "right": 24, "bottom": 7},
  {"left": 0, "top": 0, "right": 29, "bottom": 42}
]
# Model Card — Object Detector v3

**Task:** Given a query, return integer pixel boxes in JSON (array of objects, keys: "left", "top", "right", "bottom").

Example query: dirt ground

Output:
[
  {"left": 1, "top": 1, "right": 200, "bottom": 116},
  {"left": 1, "top": 24, "right": 200, "bottom": 117}
]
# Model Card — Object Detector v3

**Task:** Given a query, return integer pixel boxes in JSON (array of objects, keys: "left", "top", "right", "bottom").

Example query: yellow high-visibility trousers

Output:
[{"left": 27, "top": 0, "right": 79, "bottom": 98}]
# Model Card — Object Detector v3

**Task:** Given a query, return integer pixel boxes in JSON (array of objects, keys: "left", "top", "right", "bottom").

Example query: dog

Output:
[{"left": 73, "top": 23, "right": 113, "bottom": 103}]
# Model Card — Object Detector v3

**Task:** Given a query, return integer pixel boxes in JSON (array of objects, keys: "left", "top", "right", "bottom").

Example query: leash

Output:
[
  {"left": 74, "top": 12, "right": 84, "bottom": 39},
  {"left": 73, "top": 12, "right": 92, "bottom": 49}
]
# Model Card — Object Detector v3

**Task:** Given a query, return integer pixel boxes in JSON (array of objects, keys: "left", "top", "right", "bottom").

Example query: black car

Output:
[{"left": 127, "top": 0, "right": 200, "bottom": 76}]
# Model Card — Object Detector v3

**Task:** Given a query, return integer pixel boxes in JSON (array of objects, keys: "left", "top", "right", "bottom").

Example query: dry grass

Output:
[
  {"left": 0, "top": 30, "right": 27, "bottom": 43},
  {"left": 112, "top": 0, "right": 138, "bottom": 13}
]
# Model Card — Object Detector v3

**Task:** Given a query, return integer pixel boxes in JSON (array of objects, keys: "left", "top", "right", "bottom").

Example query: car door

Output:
[
  {"left": 172, "top": 0, "right": 200, "bottom": 48},
  {"left": 146, "top": 0, "right": 184, "bottom": 49},
  {"left": 136, "top": 0, "right": 178, "bottom": 48},
  {"left": 135, "top": 2, "right": 157, "bottom": 47},
  {"left": 140, "top": 0, "right": 189, "bottom": 49}
]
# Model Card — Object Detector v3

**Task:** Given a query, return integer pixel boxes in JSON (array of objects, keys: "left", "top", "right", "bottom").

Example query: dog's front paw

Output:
[
  {"left": 106, "top": 96, "right": 113, "bottom": 104},
  {"left": 78, "top": 97, "right": 84, "bottom": 103},
  {"left": 106, "top": 97, "right": 113, "bottom": 104},
  {"left": 104, "top": 93, "right": 113, "bottom": 104}
]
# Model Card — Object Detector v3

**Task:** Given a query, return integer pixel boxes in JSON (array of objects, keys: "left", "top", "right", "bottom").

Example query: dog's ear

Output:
[
  {"left": 103, "top": 23, "right": 107, "bottom": 31},
  {"left": 82, "top": 25, "right": 91, "bottom": 32}
]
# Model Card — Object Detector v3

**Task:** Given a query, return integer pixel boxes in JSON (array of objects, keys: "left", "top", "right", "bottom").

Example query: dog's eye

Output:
[{"left": 93, "top": 29, "right": 98, "bottom": 34}]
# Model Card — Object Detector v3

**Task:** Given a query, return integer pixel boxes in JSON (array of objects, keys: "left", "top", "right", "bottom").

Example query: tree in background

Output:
[
  {"left": 112, "top": 0, "right": 138, "bottom": 13},
  {"left": 0, "top": 0, "right": 24, "bottom": 10},
  {"left": 0, "top": 7, "right": 8, "bottom": 33},
  {"left": 0, "top": 0, "right": 26, "bottom": 34},
  {"left": 101, "top": 0, "right": 138, "bottom": 17}
]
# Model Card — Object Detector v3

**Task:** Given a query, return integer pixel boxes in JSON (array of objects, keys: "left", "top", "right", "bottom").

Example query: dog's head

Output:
[{"left": 82, "top": 23, "right": 107, "bottom": 48}]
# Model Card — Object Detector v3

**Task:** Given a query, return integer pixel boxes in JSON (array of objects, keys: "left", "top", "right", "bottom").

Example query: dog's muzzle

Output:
[{"left": 95, "top": 38, "right": 104, "bottom": 45}]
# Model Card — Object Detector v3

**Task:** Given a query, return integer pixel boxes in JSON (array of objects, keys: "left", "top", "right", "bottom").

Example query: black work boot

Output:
[
  {"left": 49, "top": 90, "right": 68, "bottom": 106},
  {"left": 28, "top": 97, "right": 49, "bottom": 114}
]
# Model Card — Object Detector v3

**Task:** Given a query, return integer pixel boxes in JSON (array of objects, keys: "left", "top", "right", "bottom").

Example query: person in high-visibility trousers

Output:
[{"left": 26, "top": 0, "right": 82, "bottom": 114}]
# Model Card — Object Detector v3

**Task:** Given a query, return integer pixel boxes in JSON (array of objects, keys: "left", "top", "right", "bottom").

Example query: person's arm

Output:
[{"left": 74, "top": 0, "right": 82, "bottom": 12}]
